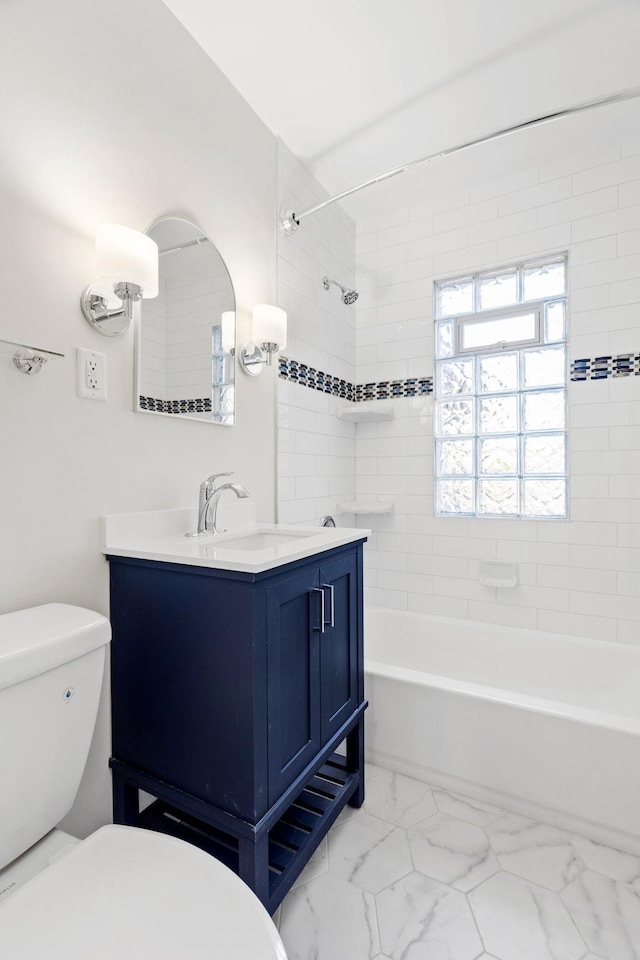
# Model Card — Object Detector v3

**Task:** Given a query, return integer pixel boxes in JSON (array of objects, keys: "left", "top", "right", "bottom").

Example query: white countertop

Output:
[{"left": 102, "top": 507, "right": 369, "bottom": 574}]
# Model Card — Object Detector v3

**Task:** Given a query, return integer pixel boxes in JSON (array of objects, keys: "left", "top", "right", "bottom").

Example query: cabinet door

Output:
[
  {"left": 266, "top": 566, "right": 323, "bottom": 801},
  {"left": 318, "top": 553, "right": 359, "bottom": 744}
]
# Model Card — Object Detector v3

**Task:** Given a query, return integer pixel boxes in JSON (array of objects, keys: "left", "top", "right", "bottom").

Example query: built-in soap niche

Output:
[{"left": 479, "top": 560, "right": 519, "bottom": 589}]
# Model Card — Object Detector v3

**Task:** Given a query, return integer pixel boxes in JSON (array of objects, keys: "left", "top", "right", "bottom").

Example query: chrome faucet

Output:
[
  {"left": 205, "top": 482, "right": 250, "bottom": 534},
  {"left": 186, "top": 472, "right": 250, "bottom": 537}
]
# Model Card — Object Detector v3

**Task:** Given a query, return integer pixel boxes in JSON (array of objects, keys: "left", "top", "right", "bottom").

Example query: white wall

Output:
[
  {"left": 354, "top": 136, "right": 640, "bottom": 643},
  {"left": 277, "top": 140, "right": 357, "bottom": 526},
  {"left": 0, "top": 0, "right": 277, "bottom": 836}
]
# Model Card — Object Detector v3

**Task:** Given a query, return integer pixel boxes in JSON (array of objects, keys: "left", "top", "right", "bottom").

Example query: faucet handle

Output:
[{"left": 204, "top": 471, "right": 233, "bottom": 488}]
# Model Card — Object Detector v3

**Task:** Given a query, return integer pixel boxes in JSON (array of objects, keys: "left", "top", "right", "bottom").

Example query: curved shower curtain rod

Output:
[{"left": 279, "top": 85, "right": 640, "bottom": 236}]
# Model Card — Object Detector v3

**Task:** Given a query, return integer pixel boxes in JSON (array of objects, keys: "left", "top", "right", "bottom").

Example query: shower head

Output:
[{"left": 322, "top": 276, "right": 359, "bottom": 305}]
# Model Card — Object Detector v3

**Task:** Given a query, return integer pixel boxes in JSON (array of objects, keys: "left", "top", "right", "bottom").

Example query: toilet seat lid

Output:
[{"left": 0, "top": 825, "right": 287, "bottom": 960}]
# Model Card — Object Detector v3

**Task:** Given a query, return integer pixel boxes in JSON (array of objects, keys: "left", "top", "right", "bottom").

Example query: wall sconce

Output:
[
  {"left": 239, "top": 305, "right": 287, "bottom": 376},
  {"left": 81, "top": 224, "right": 159, "bottom": 337}
]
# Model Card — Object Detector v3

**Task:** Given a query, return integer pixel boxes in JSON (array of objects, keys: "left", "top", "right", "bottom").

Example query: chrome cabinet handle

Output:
[
  {"left": 313, "top": 588, "right": 326, "bottom": 634},
  {"left": 321, "top": 583, "right": 335, "bottom": 628}
]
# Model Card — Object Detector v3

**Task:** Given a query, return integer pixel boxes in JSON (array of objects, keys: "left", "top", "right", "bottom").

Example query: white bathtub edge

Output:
[
  {"left": 367, "top": 747, "right": 640, "bottom": 859},
  {"left": 365, "top": 658, "right": 640, "bottom": 738}
]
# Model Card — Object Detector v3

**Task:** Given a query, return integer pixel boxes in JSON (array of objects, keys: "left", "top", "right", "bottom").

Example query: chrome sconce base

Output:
[
  {"left": 80, "top": 281, "right": 143, "bottom": 337},
  {"left": 239, "top": 341, "right": 279, "bottom": 376},
  {"left": 239, "top": 305, "right": 286, "bottom": 375}
]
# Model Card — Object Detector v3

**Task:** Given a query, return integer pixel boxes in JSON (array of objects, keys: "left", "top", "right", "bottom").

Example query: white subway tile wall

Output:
[
  {"left": 164, "top": 263, "right": 234, "bottom": 403},
  {"left": 277, "top": 136, "right": 640, "bottom": 642},
  {"left": 277, "top": 140, "right": 357, "bottom": 526},
  {"left": 139, "top": 286, "right": 168, "bottom": 400},
  {"left": 354, "top": 138, "right": 640, "bottom": 643}
]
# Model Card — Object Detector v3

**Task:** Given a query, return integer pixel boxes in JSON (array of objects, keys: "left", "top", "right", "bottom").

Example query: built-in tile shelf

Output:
[
  {"left": 337, "top": 403, "right": 394, "bottom": 423},
  {"left": 338, "top": 501, "right": 394, "bottom": 516}
]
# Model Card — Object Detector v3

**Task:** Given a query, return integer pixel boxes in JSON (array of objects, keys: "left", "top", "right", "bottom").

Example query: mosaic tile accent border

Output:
[
  {"left": 278, "top": 356, "right": 433, "bottom": 402},
  {"left": 570, "top": 353, "right": 640, "bottom": 381},
  {"left": 355, "top": 378, "right": 433, "bottom": 400},
  {"left": 278, "top": 357, "right": 354, "bottom": 400},
  {"left": 281, "top": 352, "right": 640, "bottom": 398},
  {"left": 139, "top": 396, "right": 212, "bottom": 414}
]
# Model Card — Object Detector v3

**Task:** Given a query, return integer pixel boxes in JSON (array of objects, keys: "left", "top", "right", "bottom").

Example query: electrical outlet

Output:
[{"left": 76, "top": 348, "right": 107, "bottom": 401}]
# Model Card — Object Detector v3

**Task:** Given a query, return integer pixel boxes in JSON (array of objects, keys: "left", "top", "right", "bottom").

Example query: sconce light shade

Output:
[
  {"left": 81, "top": 224, "right": 159, "bottom": 337},
  {"left": 96, "top": 224, "right": 159, "bottom": 298},
  {"left": 252, "top": 304, "right": 287, "bottom": 351},
  {"left": 239, "top": 304, "right": 287, "bottom": 375}
]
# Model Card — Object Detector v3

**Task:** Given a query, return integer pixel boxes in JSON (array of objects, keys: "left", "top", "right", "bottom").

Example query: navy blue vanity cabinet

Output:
[
  {"left": 108, "top": 539, "right": 366, "bottom": 912},
  {"left": 266, "top": 551, "right": 360, "bottom": 800},
  {"left": 265, "top": 565, "right": 323, "bottom": 801},
  {"left": 318, "top": 553, "right": 360, "bottom": 742}
]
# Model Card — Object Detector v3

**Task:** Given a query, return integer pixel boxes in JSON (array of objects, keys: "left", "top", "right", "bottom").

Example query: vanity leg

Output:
[
  {"left": 238, "top": 834, "right": 270, "bottom": 907},
  {"left": 346, "top": 716, "right": 365, "bottom": 808},
  {"left": 112, "top": 775, "right": 139, "bottom": 826}
]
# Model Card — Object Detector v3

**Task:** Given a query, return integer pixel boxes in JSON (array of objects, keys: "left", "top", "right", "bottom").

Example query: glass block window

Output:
[
  {"left": 435, "top": 256, "right": 567, "bottom": 519},
  {"left": 212, "top": 323, "right": 235, "bottom": 425}
]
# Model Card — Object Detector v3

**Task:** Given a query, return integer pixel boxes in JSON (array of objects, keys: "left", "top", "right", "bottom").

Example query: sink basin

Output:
[{"left": 213, "top": 531, "right": 317, "bottom": 551}]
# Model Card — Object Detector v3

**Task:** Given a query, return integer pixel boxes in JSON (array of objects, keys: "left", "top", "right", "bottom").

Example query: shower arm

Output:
[
  {"left": 280, "top": 85, "right": 640, "bottom": 235},
  {"left": 324, "top": 276, "right": 346, "bottom": 294}
]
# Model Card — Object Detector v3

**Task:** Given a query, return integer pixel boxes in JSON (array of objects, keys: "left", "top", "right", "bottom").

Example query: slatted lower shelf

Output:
[
  {"left": 137, "top": 753, "right": 359, "bottom": 911},
  {"left": 268, "top": 754, "right": 358, "bottom": 905},
  {"left": 139, "top": 801, "right": 240, "bottom": 873}
]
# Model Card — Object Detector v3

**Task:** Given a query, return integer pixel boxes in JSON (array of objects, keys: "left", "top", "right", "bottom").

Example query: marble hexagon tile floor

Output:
[{"left": 276, "top": 764, "right": 640, "bottom": 960}]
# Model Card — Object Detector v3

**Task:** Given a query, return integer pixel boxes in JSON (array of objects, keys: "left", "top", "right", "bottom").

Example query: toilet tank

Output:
[{"left": 0, "top": 604, "right": 111, "bottom": 870}]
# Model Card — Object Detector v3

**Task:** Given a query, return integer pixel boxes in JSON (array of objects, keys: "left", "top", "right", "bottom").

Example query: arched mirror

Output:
[{"left": 135, "top": 217, "right": 235, "bottom": 425}]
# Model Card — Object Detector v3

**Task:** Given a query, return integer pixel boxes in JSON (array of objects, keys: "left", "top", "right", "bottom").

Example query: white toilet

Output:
[{"left": 0, "top": 604, "right": 287, "bottom": 959}]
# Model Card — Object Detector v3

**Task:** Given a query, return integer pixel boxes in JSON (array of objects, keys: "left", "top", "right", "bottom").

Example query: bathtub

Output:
[{"left": 364, "top": 606, "right": 640, "bottom": 852}]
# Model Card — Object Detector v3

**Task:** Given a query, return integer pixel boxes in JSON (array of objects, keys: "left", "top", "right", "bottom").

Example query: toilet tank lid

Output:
[{"left": 0, "top": 603, "right": 110, "bottom": 692}]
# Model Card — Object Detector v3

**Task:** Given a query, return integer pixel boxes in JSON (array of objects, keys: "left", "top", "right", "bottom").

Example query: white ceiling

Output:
[{"left": 161, "top": 0, "right": 640, "bottom": 219}]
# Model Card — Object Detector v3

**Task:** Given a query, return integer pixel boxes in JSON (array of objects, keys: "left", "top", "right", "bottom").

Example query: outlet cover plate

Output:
[{"left": 77, "top": 348, "right": 107, "bottom": 401}]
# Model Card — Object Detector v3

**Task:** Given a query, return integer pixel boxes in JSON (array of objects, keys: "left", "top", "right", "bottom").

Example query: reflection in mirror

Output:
[{"left": 136, "top": 217, "right": 235, "bottom": 425}]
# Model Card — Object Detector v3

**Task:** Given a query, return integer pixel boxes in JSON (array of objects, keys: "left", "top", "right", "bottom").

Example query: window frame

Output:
[
  {"left": 435, "top": 255, "right": 568, "bottom": 319},
  {"left": 434, "top": 256, "right": 568, "bottom": 521},
  {"left": 455, "top": 302, "right": 544, "bottom": 356}
]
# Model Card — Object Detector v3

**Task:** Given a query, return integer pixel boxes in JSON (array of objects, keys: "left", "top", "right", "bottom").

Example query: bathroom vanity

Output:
[{"left": 103, "top": 511, "right": 367, "bottom": 913}]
